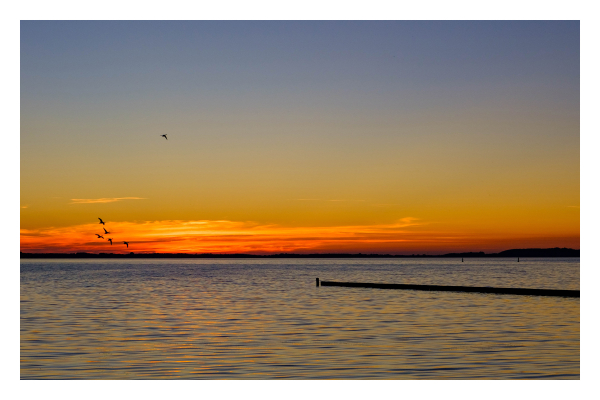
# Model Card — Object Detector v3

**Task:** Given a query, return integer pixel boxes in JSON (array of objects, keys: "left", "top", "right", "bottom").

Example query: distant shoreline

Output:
[{"left": 20, "top": 248, "right": 579, "bottom": 258}]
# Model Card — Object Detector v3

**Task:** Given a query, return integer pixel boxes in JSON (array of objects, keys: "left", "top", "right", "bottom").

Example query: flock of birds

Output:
[
  {"left": 96, "top": 217, "right": 129, "bottom": 248},
  {"left": 94, "top": 136, "right": 168, "bottom": 250}
]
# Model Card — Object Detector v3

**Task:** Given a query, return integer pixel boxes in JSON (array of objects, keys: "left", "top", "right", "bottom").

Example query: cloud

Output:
[
  {"left": 70, "top": 197, "right": 147, "bottom": 204},
  {"left": 293, "top": 198, "right": 321, "bottom": 201},
  {"left": 20, "top": 216, "right": 580, "bottom": 255},
  {"left": 20, "top": 217, "right": 428, "bottom": 254},
  {"left": 292, "top": 199, "right": 365, "bottom": 202}
]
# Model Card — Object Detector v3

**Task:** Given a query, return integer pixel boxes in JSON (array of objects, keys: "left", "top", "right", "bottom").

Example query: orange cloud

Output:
[
  {"left": 19, "top": 217, "right": 579, "bottom": 254},
  {"left": 299, "top": 199, "right": 365, "bottom": 202},
  {"left": 70, "top": 197, "right": 147, "bottom": 204},
  {"left": 20, "top": 217, "right": 430, "bottom": 253}
]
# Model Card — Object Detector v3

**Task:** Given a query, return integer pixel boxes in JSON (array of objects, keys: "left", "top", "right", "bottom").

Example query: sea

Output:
[{"left": 20, "top": 258, "right": 580, "bottom": 379}]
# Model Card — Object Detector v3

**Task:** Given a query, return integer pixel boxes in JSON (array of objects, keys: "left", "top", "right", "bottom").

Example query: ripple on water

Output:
[{"left": 21, "top": 258, "right": 579, "bottom": 379}]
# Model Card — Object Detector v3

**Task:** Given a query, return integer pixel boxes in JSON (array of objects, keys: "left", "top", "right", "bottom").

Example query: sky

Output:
[{"left": 20, "top": 20, "right": 580, "bottom": 254}]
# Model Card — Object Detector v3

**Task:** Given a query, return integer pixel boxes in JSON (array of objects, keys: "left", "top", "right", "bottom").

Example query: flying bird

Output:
[
  {"left": 95, "top": 234, "right": 104, "bottom": 239},
  {"left": 161, "top": 134, "right": 168, "bottom": 140},
  {"left": 108, "top": 238, "right": 113, "bottom": 245},
  {"left": 123, "top": 241, "right": 129, "bottom": 248},
  {"left": 103, "top": 227, "right": 110, "bottom": 235},
  {"left": 98, "top": 218, "right": 105, "bottom": 225}
]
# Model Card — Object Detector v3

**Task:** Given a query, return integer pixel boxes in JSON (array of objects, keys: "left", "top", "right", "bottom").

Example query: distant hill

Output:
[
  {"left": 495, "top": 248, "right": 579, "bottom": 257},
  {"left": 20, "top": 248, "right": 580, "bottom": 258}
]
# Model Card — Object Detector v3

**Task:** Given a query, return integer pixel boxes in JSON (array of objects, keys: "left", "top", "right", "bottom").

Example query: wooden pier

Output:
[{"left": 317, "top": 280, "right": 579, "bottom": 297}]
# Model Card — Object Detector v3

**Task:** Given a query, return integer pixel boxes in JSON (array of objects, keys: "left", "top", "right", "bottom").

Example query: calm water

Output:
[{"left": 20, "top": 258, "right": 579, "bottom": 379}]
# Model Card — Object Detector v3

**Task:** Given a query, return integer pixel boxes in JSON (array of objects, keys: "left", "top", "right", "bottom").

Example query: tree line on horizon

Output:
[{"left": 20, "top": 248, "right": 580, "bottom": 258}]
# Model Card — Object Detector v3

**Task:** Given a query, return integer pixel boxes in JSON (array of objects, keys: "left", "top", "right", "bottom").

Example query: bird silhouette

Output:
[
  {"left": 161, "top": 134, "right": 168, "bottom": 140},
  {"left": 123, "top": 241, "right": 129, "bottom": 248},
  {"left": 98, "top": 218, "right": 105, "bottom": 225},
  {"left": 108, "top": 238, "right": 113, "bottom": 245},
  {"left": 103, "top": 227, "right": 110, "bottom": 235},
  {"left": 95, "top": 234, "right": 104, "bottom": 239}
]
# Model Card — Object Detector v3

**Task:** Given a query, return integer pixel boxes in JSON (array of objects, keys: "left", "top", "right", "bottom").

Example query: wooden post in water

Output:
[
  {"left": 462, "top": 258, "right": 463, "bottom": 262},
  {"left": 319, "top": 280, "right": 579, "bottom": 297},
  {"left": 316, "top": 277, "right": 320, "bottom": 287},
  {"left": 518, "top": 257, "right": 520, "bottom": 262}
]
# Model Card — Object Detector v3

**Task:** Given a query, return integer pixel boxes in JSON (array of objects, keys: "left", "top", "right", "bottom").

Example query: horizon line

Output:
[{"left": 20, "top": 247, "right": 580, "bottom": 258}]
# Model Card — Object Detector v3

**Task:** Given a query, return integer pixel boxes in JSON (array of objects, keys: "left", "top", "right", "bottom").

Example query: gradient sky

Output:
[{"left": 20, "top": 21, "right": 580, "bottom": 254}]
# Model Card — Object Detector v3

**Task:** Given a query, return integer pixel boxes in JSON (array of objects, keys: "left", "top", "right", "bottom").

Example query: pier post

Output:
[{"left": 316, "top": 278, "right": 320, "bottom": 287}]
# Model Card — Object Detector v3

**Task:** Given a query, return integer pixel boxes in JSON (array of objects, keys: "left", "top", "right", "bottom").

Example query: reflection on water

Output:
[{"left": 20, "top": 258, "right": 579, "bottom": 379}]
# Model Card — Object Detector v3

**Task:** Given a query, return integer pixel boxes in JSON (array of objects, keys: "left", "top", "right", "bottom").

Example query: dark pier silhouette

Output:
[{"left": 317, "top": 280, "right": 579, "bottom": 298}]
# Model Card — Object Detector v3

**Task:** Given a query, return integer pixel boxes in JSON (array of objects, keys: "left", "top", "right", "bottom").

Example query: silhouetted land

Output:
[{"left": 20, "top": 247, "right": 579, "bottom": 258}]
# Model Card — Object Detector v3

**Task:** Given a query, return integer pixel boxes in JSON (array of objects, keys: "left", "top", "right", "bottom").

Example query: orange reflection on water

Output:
[{"left": 21, "top": 258, "right": 579, "bottom": 379}]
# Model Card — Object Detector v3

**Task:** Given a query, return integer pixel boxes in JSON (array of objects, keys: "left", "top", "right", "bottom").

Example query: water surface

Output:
[{"left": 20, "top": 258, "right": 579, "bottom": 379}]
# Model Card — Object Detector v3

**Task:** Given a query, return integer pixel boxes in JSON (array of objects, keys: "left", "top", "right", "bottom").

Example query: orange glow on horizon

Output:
[{"left": 20, "top": 218, "right": 579, "bottom": 255}]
